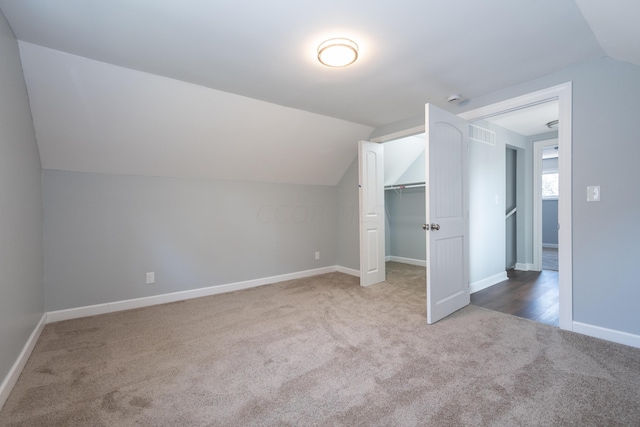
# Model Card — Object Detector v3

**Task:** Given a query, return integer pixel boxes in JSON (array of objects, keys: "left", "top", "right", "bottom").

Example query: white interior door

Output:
[
  {"left": 425, "top": 104, "right": 470, "bottom": 324},
  {"left": 358, "top": 140, "right": 385, "bottom": 286}
]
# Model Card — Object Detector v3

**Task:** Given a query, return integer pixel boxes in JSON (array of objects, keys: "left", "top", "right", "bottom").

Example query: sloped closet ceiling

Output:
[{"left": 20, "top": 42, "right": 373, "bottom": 186}]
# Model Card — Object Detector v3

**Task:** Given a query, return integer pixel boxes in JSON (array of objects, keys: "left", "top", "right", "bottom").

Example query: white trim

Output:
[
  {"left": 0, "top": 313, "right": 47, "bottom": 411},
  {"left": 458, "top": 83, "right": 571, "bottom": 122},
  {"left": 515, "top": 263, "right": 534, "bottom": 271},
  {"left": 543, "top": 243, "right": 559, "bottom": 249},
  {"left": 47, "top": 266, "right": 336, "bottom": 323},
  {"left": 369, "top": 125, "right": 425, "bottom": 144},
  {"left": 470, "top": 271, "right": 508, "bottom": 294},
  {"left": 388, "top": 256, "right": 426, "bottom": 267},
  {"left": 385, "top": 256, "right": 392, "bottom": 262},
  {"left": 336, "top": 266, "right": 360, "bottom": 277},
  {"left": 573, "top": 322, "right": 640, "bottom": 349},
  {"left": 459, "top": 82, "right": 573, "bottom": 332}
]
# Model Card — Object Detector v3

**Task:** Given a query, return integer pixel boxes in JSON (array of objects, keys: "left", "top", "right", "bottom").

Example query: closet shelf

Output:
[{"left": 384, "top": 182, "right": 425, "bottom": 191}]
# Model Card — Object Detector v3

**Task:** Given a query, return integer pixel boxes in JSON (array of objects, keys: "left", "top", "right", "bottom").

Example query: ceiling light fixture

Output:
[
  {"left": 317, "top": 38, "right": 359, "bottom": 67},
  {"left": 546, "top": 119, "right": 559, "bottom": 129}
]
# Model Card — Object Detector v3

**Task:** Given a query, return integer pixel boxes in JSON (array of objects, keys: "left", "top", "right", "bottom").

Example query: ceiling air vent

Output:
[{"left": 469, "top": 124, "right": 496, "bottom": 146}]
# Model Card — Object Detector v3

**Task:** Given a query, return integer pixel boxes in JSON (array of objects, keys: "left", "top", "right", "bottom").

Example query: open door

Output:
[
  {"left": 358, "top": 140, "right": 385, "bottom": 286},
  {"left": 425, "top": 104, "right": 470, "bottom": 324}
]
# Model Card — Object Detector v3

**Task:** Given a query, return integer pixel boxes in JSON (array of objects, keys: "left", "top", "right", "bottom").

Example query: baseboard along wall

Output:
[
  {"left": 573, "top": 321, "right": 640, "bottom": 349},
  {"left": 470, "top": 271, "right": 509, "bottom": 294},
  {"left": 47, "top": 266, "right": 337, "bottom": 323},
  {"left": 0, "top": 314, "right": 47, "bottom": 412},
  {"left": 515, "top": 263, "right": 535, "bottom": 271},
  {"left": 388, "top": 256, "right": 426, "bottom": 267},
  {"left": 5, "top": 265, "right": 639, "bottom": 414}
]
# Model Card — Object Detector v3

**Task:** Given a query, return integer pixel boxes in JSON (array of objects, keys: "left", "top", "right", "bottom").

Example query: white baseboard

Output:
[
  {"left": 543, "top": 243, "right": 559, "bottom": 249},
  {"left": 336, "top": 266, "right": 360, "bottom": 277},
  {"left": 572, "top": 321, "right": 640, "bottom": 349},
  {"left": 46, "top": 266, "right": 337, "bottom": 323},
  {"left": 515, "top": 263, "right": 535, "bottom": 271},
  {"left": 470, "top": 271, "right": 508, "bottom": 294},
  {"left": 0, "top": 313, "right": 47, "bottom": 411},
  {"left": 388, "top": 256, "right": 427, "bottom": 267},
  {"left": 385, "top": 256, "right": 391, "bottom": 262}
]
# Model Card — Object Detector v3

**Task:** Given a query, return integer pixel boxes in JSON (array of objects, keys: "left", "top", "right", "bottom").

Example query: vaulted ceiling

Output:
[{"left": 1, "top": 0, "right": 638, "bottom": 185}]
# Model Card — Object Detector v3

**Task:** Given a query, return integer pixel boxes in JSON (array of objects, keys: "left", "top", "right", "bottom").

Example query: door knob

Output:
[
  {"left": 422, "top": 224, "right": 429, "bottom": 231},
  {"left": 431, "top": 223, "right": 440, "bottom": 231}
]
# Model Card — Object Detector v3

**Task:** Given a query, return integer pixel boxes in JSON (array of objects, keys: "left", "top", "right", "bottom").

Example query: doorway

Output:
[
  {"left": 359, "top": 83, "right": 572, "bottom": 330},
  {"left": 383, "top": 134, "right": 426, "bottom": 268},
  {"left": 461, "top": 83, "right": 572, "bottom": 330},
  {"left": 465, "top": 100, "right": 560, "bottom": 327}
]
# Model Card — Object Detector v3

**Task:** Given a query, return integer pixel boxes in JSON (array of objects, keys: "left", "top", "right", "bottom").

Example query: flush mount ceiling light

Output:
[
  {"left": 317, "top": 38, "right": 359, "bottom": 67},
  {"left": 546, "top": 119, "right": 559, "bottom": 129}
]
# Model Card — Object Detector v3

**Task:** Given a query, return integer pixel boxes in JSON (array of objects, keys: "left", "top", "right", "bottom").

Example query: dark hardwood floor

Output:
[{"left": 470, "top": 269, "right": 559, "bottom": 327}]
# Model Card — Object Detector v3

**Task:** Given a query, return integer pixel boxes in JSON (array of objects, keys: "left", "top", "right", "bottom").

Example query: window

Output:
[{"left": 542, "top": 171, "right": 558, "bottom": 199}]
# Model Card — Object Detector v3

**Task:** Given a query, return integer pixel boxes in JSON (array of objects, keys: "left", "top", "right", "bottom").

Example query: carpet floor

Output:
[{"left": 1, "top": 262, "right": 639, "bottom": 426}]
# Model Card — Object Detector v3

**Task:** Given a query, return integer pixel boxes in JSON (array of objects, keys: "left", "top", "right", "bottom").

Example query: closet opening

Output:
[{"left": 383, "top": 134, "right": 426, "bottom": 271}]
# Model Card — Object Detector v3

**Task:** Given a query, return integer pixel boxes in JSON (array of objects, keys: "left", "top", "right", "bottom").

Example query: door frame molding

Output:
[{"left": 459, "top": 82, "right": 573, "bottom": 331}]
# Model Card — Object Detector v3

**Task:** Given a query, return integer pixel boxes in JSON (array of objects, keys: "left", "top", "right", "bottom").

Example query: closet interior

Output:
[{"left": 383, "top": 134, "right": 427, "bottom": 267}]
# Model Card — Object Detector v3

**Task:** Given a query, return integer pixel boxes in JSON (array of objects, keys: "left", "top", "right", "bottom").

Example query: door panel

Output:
[
  {"left": 359, "top": 140, "right": 385, "bottom": 286},
  {"left": 426, "top": 105, "right": 469, "bottom": 324}
]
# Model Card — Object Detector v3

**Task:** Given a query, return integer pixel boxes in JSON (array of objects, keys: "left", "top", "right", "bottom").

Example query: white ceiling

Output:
[
  {"left": 575, "top": 0, "right": 640, "bottom": 67},
  {"left": 1, "top": 1, "right": 639, "bottom": 185},
  {"left": 0, "top": 0, "right": 616, "bottom": 128},
  {"left": 484, "top": 101, "right": 559, "bottom": 136}
]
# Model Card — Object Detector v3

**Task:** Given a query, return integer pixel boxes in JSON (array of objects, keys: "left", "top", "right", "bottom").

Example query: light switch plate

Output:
[{"left": 587, "top": 186, "right": 600, "bottom": 202}]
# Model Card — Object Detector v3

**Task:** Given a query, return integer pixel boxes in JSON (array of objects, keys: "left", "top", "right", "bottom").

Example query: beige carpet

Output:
[{"left": 2, "top": 262, "right": 640, "bottom": 426}]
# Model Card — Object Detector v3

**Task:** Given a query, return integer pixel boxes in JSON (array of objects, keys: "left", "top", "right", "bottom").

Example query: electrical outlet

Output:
[
  {"left": 315, "top": 251, "right": 320, "bottom": 261},
  {"left": 587, "top": 186, "right": 600, "bottom": 202},
  {"left": 146, "top": 272, "right": 155, "bottom": 284}
]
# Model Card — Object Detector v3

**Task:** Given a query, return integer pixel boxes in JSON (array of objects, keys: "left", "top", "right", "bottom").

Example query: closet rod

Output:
[{"left": 384, "top": 182, "right": 426, "bottom": 190}]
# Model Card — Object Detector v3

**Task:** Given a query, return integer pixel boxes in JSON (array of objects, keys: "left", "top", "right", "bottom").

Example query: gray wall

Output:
[
  {"left": 468, "top": 120, "right": 528, "bottom": 284},
  {"left": 385, "top": 188, "right": 426, "bottom": 261},
  {"left": 542, "top": 200, "right": 558, "bottom": 245},
  {"left": 0, "top": 9, "right": 44, "bottom": 388},
  {"left": 371, "top": 57, "right": 640, "bottom": 336},
  {"left": 43, "top": 170, "right": 338, "bottom": 311},
  {"left": 385, "top": 149, "right": 426, "bottom": 261}
]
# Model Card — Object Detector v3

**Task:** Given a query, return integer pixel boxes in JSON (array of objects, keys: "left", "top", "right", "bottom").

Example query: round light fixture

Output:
[
  {"left": 546, "top": 119, "right": 559, "bottom": 129},
  {"left": 317, "top": 38, "right": 359, "bottom": 67}
]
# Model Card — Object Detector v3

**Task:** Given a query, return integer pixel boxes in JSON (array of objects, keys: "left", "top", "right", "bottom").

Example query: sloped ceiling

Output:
[
  {"left": 384, "top": 136, "right": 425, "bottom": 186},
  {"left": 0, "top": 1, "right": 637, "bottom": 185},
  {"left": 19, "top": 42, "right": 372, "bottom": 185},
  {"left": 575, "top": 0, "right": 640, "bottom": 67}
]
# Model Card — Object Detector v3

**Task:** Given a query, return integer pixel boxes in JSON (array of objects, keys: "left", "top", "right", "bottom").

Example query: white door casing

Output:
[
  {"left": 425, "top": 104, "right": 470, "bottom": 324},
  {"left": 358, "top": 140, "right": 386, "bottom": 286}
]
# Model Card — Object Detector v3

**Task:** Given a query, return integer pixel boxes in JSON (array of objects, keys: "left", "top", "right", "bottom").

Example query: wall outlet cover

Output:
[{"left": 587, "top": 186, "right": 600, "bottom": 202}]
